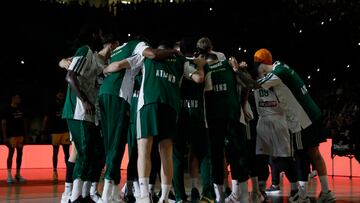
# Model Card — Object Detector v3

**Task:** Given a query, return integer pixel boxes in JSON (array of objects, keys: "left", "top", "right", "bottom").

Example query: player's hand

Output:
[
  {"left": 193, "top": 55, "right": 206, "bottom": 67},
  {"left": 229, "top": 56, "right": 239, "bottom": 71},
  {"left": 83, "top": 100, "right": 95, "bottom": 115},
  {"left": 59, "top": 57, "right": 72, "bottom": 69},
  {"left": 239, "top": 61, "right": 248, "bottom": 69},
  {"left": 244, "top": 110, "right": 252, "bottom": 122}
]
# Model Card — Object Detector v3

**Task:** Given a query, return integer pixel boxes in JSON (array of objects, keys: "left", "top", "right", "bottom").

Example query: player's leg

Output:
[
  {"left": 15, "top": 137, "right": 25, "bottom": 182},
  {"left": 6, "top": 140, "right": 15, "bottom": 183},
  {"left": 207, "top": 119, "right": 226, "bottom": 203},
  {"left": 172, "top": 117, "right": 188, "bottom": 202}
]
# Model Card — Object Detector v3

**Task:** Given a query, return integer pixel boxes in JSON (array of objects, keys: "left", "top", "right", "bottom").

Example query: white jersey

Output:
[
  {"left": 254, "top": 88, "right": 292, "bottom": 157},
  {"left": 211, "top": 50, "right": 226, "bottom": 61}
]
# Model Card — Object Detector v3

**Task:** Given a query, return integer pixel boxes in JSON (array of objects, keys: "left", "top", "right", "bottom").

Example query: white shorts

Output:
[{"left": 256, "top": 114, "right": 292, "bottom": 157}]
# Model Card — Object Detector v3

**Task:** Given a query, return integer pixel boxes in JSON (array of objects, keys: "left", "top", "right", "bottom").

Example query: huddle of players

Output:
[{"left": 59, "top": 25, "right": 336, "bottom": 203}]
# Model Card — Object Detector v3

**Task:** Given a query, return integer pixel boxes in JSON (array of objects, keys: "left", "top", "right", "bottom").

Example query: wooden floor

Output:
[{"left": 0, "top": 168, "right": 359, "bottom": 203}]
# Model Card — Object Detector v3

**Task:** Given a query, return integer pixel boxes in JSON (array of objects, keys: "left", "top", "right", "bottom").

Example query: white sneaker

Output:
[
  {"left": 317, "top": 191, "right": 336, "bottom": 203},
  {"left": 137, "top": 194, "right": 153, "bottom": 203},
  {"left": 225, "top": 193, "right": 240, "bottom": 203},
  {"left": 61, "top": 192, "right": 71, "bottom": 203},
  {"left": 15, "top": 175, "right": 26, "bottom": 183},
  {"left": 250, "top": 192, "right": 265, "bottom": 203},
  {"left": 7, "top": 176, "right": 16, "bottom": 184},
  {"left": 90, "top": 193, "right": 101, "bottom": 202}
]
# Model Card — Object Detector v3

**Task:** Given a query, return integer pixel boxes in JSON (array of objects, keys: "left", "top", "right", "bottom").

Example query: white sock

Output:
[
  {"left": 214, "top": 184, "right": 224, "bottom": 202},
  {"left": 251, "top": 177, "right": 259, "bottom": 193},
  {"left": 134, "top": 181, "right": 140, "bottom": 197},
  {"left": 121, "top": 183, "right": 127, "bottom": 194},
  {"left": 64, "top": 182, "right": 73, "bottom": 195},
  {"left": 231, "top": 180, "right": 240, "bottom": 198},
  {"left": 113, "top": 184, "right": 121, "bottom": 201},
  {"left": 290, "top": 182, "right": 297, "bottom": 191},
  {"left": 71, "top": 179, "right": 84, "bottom": 202},
  {"left": 319, "top": 176, "right": 329, "bottom": 193},
  {"left": 159, "top": 184, "right": 171, "bottom": 202},
  {"left": 90, "top": 182, "right": 98, "bottom": 196},
  {"left": 139, "top": 177, "right": 150, "bottom": 198},
  {"left": 82, "top": 181, "right": 91, "bottom": 198},
  {"left": 149, "top": 184, "right": 155, "bottom": 195},
  {"left": 258, "top": 181, "right": 266, "bottom": 192},
  {"left": 7, "top": 169, "right": 12, "bottom": 178},
  {"left": 191, "top": 178, "right": 199, "bottom": 189},
  {"left": 239, "top": 181, "right": 249, "bottom": 203},
  {"left": 298, "top": 181, "right": 308, "bottom": 198},
  {"left": 102, "top": 179, "right": 114, "bottom": 201}
]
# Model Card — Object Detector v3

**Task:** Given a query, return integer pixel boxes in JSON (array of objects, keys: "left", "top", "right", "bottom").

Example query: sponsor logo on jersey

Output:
[
  {"left": 259, "top": 101, "right": 277, "bottom": 107},
  {"left": 156, "top": 69, "right": 176, "bottom": 83},
  {"left": 181, "top": 99, "right": 199, "bottom": 108}
]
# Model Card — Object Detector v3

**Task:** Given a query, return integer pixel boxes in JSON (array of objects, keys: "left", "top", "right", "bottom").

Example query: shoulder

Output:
[{"left": 74, "top": 45, "right": 91, "bottom": 58}]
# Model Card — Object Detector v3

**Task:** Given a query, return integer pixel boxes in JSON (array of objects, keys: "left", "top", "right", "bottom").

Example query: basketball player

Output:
[
  {"left": 1, "top": 93, "right": 27, "bottom": 184},
  {"left": 253, "top": 48, "right": 336, "bottom": 203}
]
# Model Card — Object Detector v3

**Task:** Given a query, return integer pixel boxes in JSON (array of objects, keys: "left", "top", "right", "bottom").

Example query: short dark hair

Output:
[
  {"left": 157, "top": 40, "right": 173, "bottom": 49},
  {"left": 180, "top": 38, "right": 196, "bottom": 55},
  {"left": 206, "top": 53, "right": 218, "bottom": 61},
  {"left": 102, "top": 33, "right": 118, "bottom": 44}
]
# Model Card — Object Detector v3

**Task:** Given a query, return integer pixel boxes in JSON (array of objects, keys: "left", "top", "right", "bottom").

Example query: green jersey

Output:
[
  {"left": 257, "top": 61, "right": 321, "bottom": 130},
  {"left": 179, "top": 58, "right": 206, "bottom": 124},
  {"left": 204, "top": 60, "right": 240, "bottom": 120},
  {"left": 99, "top": 40, "right": 149, "bottom": 103},
  {"left": 62, "top": 45, "right": 105, "bottom": 123},
  {"left": 137, "top": 55, "right": 196, "bottom": 113}
]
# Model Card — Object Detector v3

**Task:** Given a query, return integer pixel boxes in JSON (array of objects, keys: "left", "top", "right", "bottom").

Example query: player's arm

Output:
[
  {"left": 58, "top": 57, "right": 73, "bottom": 69},
  {"left": 229, "top": 57, "right": 261, "bottom": 89},
  {"left": 41, "top": 115, "right": 48, "bottom": 133},
  {"left": 103, "top": 54, "right": 143, "bottom": 74},
  {"left": 184, "top": 55, "right": 206, "bottom": 83},
  {"left": 65, "top": 71, "right": 94, "bottom": 115},
  {"left": 143, "top": 48, "right": 180, "bottom": 60},
  {"left": 241, "top": 90, "right": 253, "bottom": 122}
]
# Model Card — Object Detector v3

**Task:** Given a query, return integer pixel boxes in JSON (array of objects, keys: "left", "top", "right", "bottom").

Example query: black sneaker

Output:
[
  {"left": 125, "top": 193, "right": 136, "bottom": 203},
  {"left": 152, "top": 192, "right": 160, "bottom": 203},
  {"left": 68, "top": 196, "right": 83, "bottom": 203},
  {"left": 190, "top": 188, "right": 200, "bottom": 202},
  {"left": 83, "top": 195, "right": 95, "bottom": 203},
  {"left": 169, "top": 191, "right": 176, "bottom": 201},
  {"left": 265, "top": 185, "right": 280, "bottom": 193}
]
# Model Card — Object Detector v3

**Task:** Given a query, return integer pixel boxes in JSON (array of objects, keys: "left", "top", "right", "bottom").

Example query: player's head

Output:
[
  {"left": 254, "top": 48, "right": 272, "bottom": 65},
  {"left": 173, "top": 41, "right": 181, "bottom": 52},
  {"left": 254, "top": 48, "right": 273, "bottom": 76},
  {"left": 78, "top": 24, "right": 103, "bottom": 51},
  {"left": 11, "top": 93, "right": 22, "bottom": 105},
  {"left": 196, "top": 37, "right": 213, "bottom": 54},
  {"left": 157, "top": 40, "right": 173, "bottom": 50},
  {"left": 179, "top": 38, "right": 196, "bottom": 56},
  {"left": 102, "top": 33, "right": 120, "bottom": 51},
  {"left": 134, "top": 35, "right": 151, "bottom": 45},
  {"left": 206, "top": 53, "right": 218, "bottom": 64},
  {"left": 55, "top": 90, "right": 65, "bottom": 103}
]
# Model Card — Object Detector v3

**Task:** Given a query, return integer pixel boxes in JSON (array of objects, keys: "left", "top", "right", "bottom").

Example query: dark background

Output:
[{"left": 0, "top": 0, "right": 359, "bottom": 143}]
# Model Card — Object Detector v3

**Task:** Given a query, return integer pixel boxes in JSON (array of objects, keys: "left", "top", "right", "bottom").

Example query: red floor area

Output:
[{"left": 0, "top": 139, "right": 359, "bottom": 176}]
